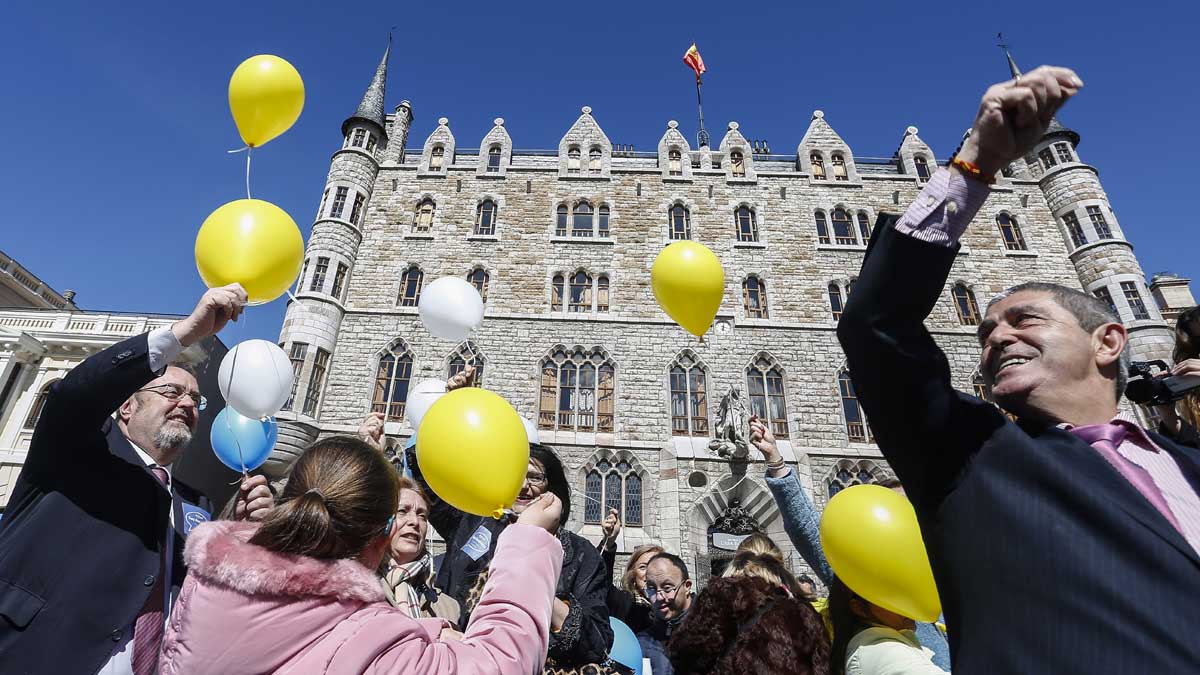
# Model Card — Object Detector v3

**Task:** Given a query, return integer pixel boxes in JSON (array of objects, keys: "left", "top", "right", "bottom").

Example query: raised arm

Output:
[
  {"left": 548, "top": 538, "right": 614, "bottom": 665},
  {"left": 836, "top": 67, "right": 1082, "bottom": 509}
]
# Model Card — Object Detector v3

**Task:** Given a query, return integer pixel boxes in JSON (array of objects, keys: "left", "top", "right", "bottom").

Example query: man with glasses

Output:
[
  {"left": 638, "top": 552, "right": 694, "bottom": 675},
  {"left": 0, "top": 284, "right": 273, "bottom": 675}
]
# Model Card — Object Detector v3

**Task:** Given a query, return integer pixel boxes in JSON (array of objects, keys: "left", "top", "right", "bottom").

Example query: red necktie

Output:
[{"left": 131, "top": 466, "right": 169, "bottom": 675}]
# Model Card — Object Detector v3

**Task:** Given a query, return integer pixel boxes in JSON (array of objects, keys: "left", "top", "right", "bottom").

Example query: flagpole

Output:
[{"left": 695, "top": 74, "right": 709, "bottom": 148}]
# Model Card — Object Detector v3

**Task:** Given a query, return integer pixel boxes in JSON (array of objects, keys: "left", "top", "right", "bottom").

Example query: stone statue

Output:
[{"left": 709, "top": 385, "right": 750, "bottom": 460}]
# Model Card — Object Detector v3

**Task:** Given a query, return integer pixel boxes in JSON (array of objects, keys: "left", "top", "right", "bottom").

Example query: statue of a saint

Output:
[{"left": 708, "top": 385, "right": 750, "bottom": 459}]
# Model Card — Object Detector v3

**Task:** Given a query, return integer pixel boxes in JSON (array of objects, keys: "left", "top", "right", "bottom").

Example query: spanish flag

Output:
[{"left": 683, "top": 43, "right": 706, "bottom": 79}]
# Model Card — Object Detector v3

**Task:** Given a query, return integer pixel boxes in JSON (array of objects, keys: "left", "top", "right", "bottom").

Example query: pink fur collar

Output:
[{"left": 183, "top": 521, "right": 385, "bottom": 604}]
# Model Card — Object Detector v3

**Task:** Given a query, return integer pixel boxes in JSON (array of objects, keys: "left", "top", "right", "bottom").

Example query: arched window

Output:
[
  {"left": 467, "top": 268, "right": 489, "bottom": 302},
  {"left": 474, "top": 199, "right": 497, "bottom": 236},
  {"left": 856, "top": 211, "right": 872, "bottom": 245},
  {"left": 569, "top": 271, "right": 593, "bottom": 312},
  {"left": 914, "top": 156, "right": 931, "bottom": 181},
  {"left": 596, "top": 274, "right": 610, "bottom": 312},
  {"left": 598, "top": 205, "right": 610, "bottom": 238},
  {"left": 831, "top": 208, "right": 855, "bottom": 245},
  {"left": 669, "top": 204, "right": 691, "bottom": 240},
  {"left": 839, "top": 369, "right": 873, "bottom": 443},
  {"left": 430, "top": 145, "right": 445, "bottom": 170},
  {"left": 828, "top": 460, "right": 884, "bottom": 498},
  {"left": 669, "top": 352, "right": 708, "bottom": 436},
  {"left": 572, "top": 201, "right": 594, "bottom": 237},
  {"left": 413, "top": 199, "right": 435, "bottom": 233},
  {"left": 538, "top": 347, "right": 616, "bottom": 432},
  {"left": 372, "top": 342, "right": 414, "bottom": 422},
  {"left": 23, "top": 381, "right": 53, "bottom": 430},
  {"left": 810, "top": 153, "right": 826, "bottom": 180},
  {"left": 735, "top": 206, "right": 758, "bottom": 242},
  {"left": 996, "top": 213, "right": 1027, "bottom": 251},
  {"left": 555, "top": 204, "right": 569, "bottom": 237},
  {"left": 550, "top": 273, "right": 565, "bottom": 311},
  {"left": 730, "top": 151, "right": 746, "bottom": 177},
  {"left": 567, "top": 146, "right": 581, "bottom": 173},
  {"left": 952, "top": 283, "right": 981, "bottom": 326},
  {"left": 447, "top": 341, "right": 485, "bottom": 386},
  {"left": 815, "top": 210, "right": 831, "bottom": 245},
  {"left": 583, "top": 457, "right": 642, "bottom": 526},
  {"left": 747, "top": 355, "right": 788, "bottom": 438},
  {"left": 398, "top": 265, "right": 424, "bottom": 307},
  {"left": 487, "top": 145, "right": 502, "bottom": 172},
  {"left": 831, "top": 152, "right": 848, "bottom": 181},
  {"left": 668, "top": 149, "right": 683, "bottom": 176},
  {"left": 828, "top": 283, "right": 845, "bottom": 322},
  {"left": 588, "top": 147, "right": 602, "bottom": 174},
  {"left": 743, "top": 276, "right": 768, "bottom": 319}
]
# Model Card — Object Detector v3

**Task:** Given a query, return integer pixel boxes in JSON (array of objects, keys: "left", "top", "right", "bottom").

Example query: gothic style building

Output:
[{"left": 270, "top": 43, "right": 1187, "bottom": 580}]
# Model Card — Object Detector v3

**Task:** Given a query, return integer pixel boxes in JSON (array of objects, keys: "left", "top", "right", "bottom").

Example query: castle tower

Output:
[
  {"left": 270, "top": 39, "right": 396, "bottom": 475},
  {"left": 1007, "top": 50, "right": 1175, "bottom": 365}
]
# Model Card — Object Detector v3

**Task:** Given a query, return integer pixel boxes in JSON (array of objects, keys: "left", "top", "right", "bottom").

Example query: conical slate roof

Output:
[
  {"left": 342, "top": 38, "right": 390, "bottom": 137},
  {"left": 1004, "top": 47, "right": 1079, "bottom": 146}
]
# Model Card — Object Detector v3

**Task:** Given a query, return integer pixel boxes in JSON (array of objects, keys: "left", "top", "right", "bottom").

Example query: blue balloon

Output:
[
  {"left": 608, "top": 617, "right": 643, "bottom": 675},
  {"left": 210, "top": 407, "right": 277, "bottom": 473}
]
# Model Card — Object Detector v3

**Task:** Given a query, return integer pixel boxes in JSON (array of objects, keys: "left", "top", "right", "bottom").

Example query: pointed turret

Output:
[
  {"left": 342, "top": 37, "right": 390, "bottom": 137},
  {"left": 1000, "top": 42, "right": 1079, "bottom": 145}
]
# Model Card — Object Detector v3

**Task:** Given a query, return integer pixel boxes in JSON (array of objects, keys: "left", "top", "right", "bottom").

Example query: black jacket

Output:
[
  {"left": 838, "top": 216, "right": 1200, "bottom": 673},
  {"left": 409, "top": 449, "right": 613, "bottom": 666},
  {"left": 0, "top": 333, "right": 213, "bottom": 675},
  {"left": 599, "top": 542, "right": 654, "bottom": 634}
]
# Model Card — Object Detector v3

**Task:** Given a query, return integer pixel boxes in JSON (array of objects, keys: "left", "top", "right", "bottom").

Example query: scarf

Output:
[{"left": 383, "top": 552, "right": 432, "bottom": 619}]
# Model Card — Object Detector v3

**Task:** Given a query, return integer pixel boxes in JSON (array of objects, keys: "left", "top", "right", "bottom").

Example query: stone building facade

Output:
[{"left": 271, "top": 45, "right": 1181, "bottom": 581}]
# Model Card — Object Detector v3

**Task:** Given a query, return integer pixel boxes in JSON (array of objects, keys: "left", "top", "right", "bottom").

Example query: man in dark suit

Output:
[
  {"left": 0, "top": 284, "right": 273, "bottom": 674},
  {"left": 838, "top": 66, "right": 1200, "bottom": 673}
]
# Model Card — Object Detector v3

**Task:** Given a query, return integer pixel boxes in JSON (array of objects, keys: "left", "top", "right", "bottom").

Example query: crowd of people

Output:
[{"left": 1, "top": 64, "right": 1199, "bottom": 674}]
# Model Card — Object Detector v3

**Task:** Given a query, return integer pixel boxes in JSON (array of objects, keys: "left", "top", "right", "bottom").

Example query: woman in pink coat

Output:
[{"left": 159, "top": 435, "right": 564, "bottom": 674}]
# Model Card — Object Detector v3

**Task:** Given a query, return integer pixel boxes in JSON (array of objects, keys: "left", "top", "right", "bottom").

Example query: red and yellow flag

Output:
[{"left": 683, "top": 43, "right": 706, "bottom": 79}]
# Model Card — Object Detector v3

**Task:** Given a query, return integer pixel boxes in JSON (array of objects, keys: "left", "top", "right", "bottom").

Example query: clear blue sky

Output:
[{"left": 2, "top": 1, "right": 1196, "bottom": 345}]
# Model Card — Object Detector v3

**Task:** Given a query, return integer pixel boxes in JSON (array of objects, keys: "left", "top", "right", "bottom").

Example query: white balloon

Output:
[
  {"left": 406, "top": 378, "right": 448, "bottom": 429},
  {"left": 418, "top": 276, "right": 484, "bottom": 341},
  {"left": 522, "top": 417, "right": 539, "bottom": 443},
  {"left": 218, "top": 339, "right": 294, "bottom": 420}
]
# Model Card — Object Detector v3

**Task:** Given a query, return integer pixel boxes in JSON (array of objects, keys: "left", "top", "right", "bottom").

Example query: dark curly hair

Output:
[{"left": 668, "top": 576, "right": 831, "bottom": 675}]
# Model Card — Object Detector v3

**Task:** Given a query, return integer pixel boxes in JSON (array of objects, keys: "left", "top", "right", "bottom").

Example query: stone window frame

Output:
[
  {"left": 328, "top": 185, "right": 350, "bottom": 221},
  {"left": 548, "top": 267, "right": 613, "bottom": 315},
  {"left": 466, "top": 266, "right": 491, "bottom": 303},
  {"left": 343, "top": 126, "right": 379, "bottom": 155},
  {"left": 741, "top": 274, "right": 770, "bottom": 320},
  {"left": 537, "top": 344, "right": 617, "bottom": 433},
  {"left": 951, "top": 281, "right": 982, "bottom": 326},
  {"left": 734, "top": 204, "right": 759, "bottom": 243},
  {"left": 486, "top": 145, "right": 503, "bottom": 173},
  {"left": 1053, "top": 142, "right": 1075, "bottom": 165},
  {"left": 824, "top": 458, "right": 891, "bottom": 499},
  {"left": 993, "top": 210, "right": 1029, "bottom": 252},
  {"left": 429, "top": 144, "right": 446, "bottom": 171},
  {"left": 567, "top": 146, "right": 582, "bottom": 174},
  {"left": 302, "top": 347, "right": 331, "bottom": 417},
  {"left": 446, "top": 340, "right": 486, "bottom": 386},
  {"left": 826, "top": 277, "right": 856, "bottom": 324},
  {"left": 913, "top": 155, "right": 932, "bottom": 182},
  {"left": 746, "top": 351, "right": 790, "bottom": 439},
  {"left": 309, "top": 257, "right": 330, "bottom": 293},
  {"left": 668, "top": 148, "right": 684, "bottom": 176},
  {"left": 1085, "top": 275, "right": 1161, "bottom": 324},
  {"left": 370, "top": 338, "right": 417, "bottom": 423},
  {"left": 836, "top": 366, "right": 874, "bottom": 444},
  {"left": 809, "top": 151, "right": 827, "bottom": 181},
  {"left": 666, "top": 200, "right": 694, "bottom": 241},
  {"left": 396, "top": 264, "right": 425, "bottom": 308},
  {"left": 281, "top": 342, "right": 308, "bottom": 412},
  {"left": 1054, "top": 200, "right": 1122, "bottom": 249},
  {"left": 22, "top": 379, "right": 58, "bottom": 430},
  {"left": 331, "top": 262, "right": 350, "bottom": 302},
  {"left": 579, "top": 448, "right": 648, "bottom": 528},
  {"left": 553, "top": 198, "right": 612, "bottom": 239},
  {"left": 474, "top": 197, "right": 500, "bottom": 237},
  {"left": 410, "top": 196, "right": 438, "bottom": 235},
  {"left": 419, "top": 118, "right": 456, "bottom": 175},
  {"left": 667, "top": 349, "right": 710, "bottom": 437}
]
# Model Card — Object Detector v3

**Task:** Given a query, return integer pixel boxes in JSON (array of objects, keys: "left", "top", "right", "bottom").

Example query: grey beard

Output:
[{"left": 155, "top": 423, "right": 193, "bottom": 452}]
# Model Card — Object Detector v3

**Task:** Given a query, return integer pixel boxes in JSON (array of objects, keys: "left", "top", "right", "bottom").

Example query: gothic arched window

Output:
[
  {"left": 474, "top": 199, "right": 497, "bottom": 236},
  {"left": 569, "top": 271, "right": 593, "bottom": 312},
  {"left": 996, "top": 213, "right": 1027, "bottom": 251},
  {"left": 583, "top": 457, "right": 642, "bottom": 526},
  {"left": 953, "top": 283, "right": 981, "bottom": 326},
  {"left": 670, "top": 204, "right": 691, "bottom": 240},
  {"left": 735, "top": 206, "right": 758, "bottom": 242},
  {"left": 747, "top": 355, "right": 788, "bottom": 438},
  {"left": 810, "top": 152, "right": 826, "bottom": 180},
  {"left": 596, "top": 274, "right": 610, "bottom": 312},
  {"left": 831, "top": 152, "right": 848, "bottom": 181},
  {"left": 668, "top": 149, "right": 683, "bottom": 176},
  {"left": 589, "top": 147, "right": 602, "bottom": 174},
  {"left": 467, "top": 268, "right": 489, "bottom": 302},
  {"left": 730, "top": 151, "right": 746, "bottom": 177},
  {"left": 669, "top": 353, "right": 709, "bottom": 436},
  {"left": 828, "top": 283, "right": 845, "bottom": 322},
  {"left": 815, "top": 210, "right": 831, "bottom": 245},
  {"left": 398, "top": 265, "right": 424, "bottom": 307},
  {"left": 598, "top": 205, "right": 610, "bottom": 237},
  {"left": 550, "top": 273, "right": 565, "bottom": 311},
  {"left": 839, "top": 369, "right": 873, "bottom": 443},
  {"left": 538, "top": 347, "right": 616, "bottom": 432},
  {"left": 572, "top": 201, "right": 594, "bottom": 237},
  {"left": 487, "top": 145, "right": 502, "bottom": 172},
  {"left": 743, "top": 276, "right": 768, "bottom": 319},
  {"left": 556, "top": 204, "right": 569, "bottom": 237},
  {"left": 567, "top": 146, "right": 581, "bottom": 173},
  {"left": 832, "top": 208, "right": 855, "bottom": 245},
  {"left": 430, "top": 145, "right": 445, "bottom": 170},
  {"left": 372, "top": 342, "right": 414, "bottom": 422},
  {"left": 856, "top": 211, "right": 872, "bottom": 245},
  {"left": 828, "top": 460, "right": 884, "bottom": 498},
  {"left": 413, "top": 199, "right": 435, "bottom": 233}
]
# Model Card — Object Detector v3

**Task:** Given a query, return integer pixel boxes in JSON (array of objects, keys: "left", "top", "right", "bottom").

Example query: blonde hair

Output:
[
  {"left": 622, "top": 544, "right": 665, "bottom": 596},
  {"left": 724, "top": 534, "right": 802, "bottom": 597}
]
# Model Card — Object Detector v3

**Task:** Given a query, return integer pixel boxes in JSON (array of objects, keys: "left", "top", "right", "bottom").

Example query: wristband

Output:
[{"left": 950, "top": 157, "right": 996, "bottom": 185}]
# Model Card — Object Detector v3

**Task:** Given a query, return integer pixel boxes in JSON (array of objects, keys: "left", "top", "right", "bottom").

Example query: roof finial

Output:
[{"left": 997, "top": 32, "right": 1022, "bottom": 78}]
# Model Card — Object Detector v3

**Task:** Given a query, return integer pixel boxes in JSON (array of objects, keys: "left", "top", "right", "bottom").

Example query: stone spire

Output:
[
  {"left": 999, "top": 37, "right": 1078, "bottom": 145},
  {"left": 342, "top": 36, "right": 390, "bottom": 137}
]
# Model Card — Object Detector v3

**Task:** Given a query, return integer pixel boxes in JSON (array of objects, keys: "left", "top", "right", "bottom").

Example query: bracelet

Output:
[
  {"left": 950, "top": 157, "right": 996, "bottom": 185},
  {"left": 766, "top": 458, "right": 786, "bottom": 471}
]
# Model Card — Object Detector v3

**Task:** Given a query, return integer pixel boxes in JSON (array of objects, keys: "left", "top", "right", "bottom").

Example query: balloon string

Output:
[{"left": 226, "top": 145, "right": 252, "bottom": 200}]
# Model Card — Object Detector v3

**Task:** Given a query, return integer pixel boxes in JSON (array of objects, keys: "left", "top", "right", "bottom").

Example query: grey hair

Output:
[{"left": 987, "top": 282, "right": 1130, "bottom": 403}]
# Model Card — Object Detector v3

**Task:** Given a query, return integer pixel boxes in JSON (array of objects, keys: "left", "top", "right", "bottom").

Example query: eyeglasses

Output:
[
  {"left": 525, "top": 471, "right": 547, "bottom": 486},
  {"left": 137, "top": 384, "right": 207, "bottom": 411},
  {"left": 643, "top": 585, "right": 679, "bottom": 601}
]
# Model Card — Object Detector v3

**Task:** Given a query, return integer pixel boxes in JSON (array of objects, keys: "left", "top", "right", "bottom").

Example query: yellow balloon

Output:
[
  {"left": 195, "top": 199, "right": 305, "bottom": 305},
  {"left": 229, "top": 55, "right": 305, "bottom": 148},
  {"left": 820, "top": 484, "right": 942, "bottom": 622},
  {"left": 416, "top": 388, "right": 530, "bottom": 519},
  {"left": 651, "top": 241, "right": 725, "bottom": 337}
]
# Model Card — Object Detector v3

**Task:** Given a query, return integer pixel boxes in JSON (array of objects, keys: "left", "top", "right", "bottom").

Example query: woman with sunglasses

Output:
[{"left": 159, "top": 435, "right": 566, "bottom": 674}]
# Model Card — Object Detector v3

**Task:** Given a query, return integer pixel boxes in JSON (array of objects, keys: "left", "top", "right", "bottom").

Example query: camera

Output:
[{"left": 1125, "top": 360, "right": 1200, "bottom": 406}]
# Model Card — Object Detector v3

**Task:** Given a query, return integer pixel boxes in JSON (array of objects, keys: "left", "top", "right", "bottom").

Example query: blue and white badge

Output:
[
  {"left": 462, "top": 524, "right": 493, "bottom": 561},
  {"left": 181, "top": 502, "right": 211, "bottom": 535}
]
